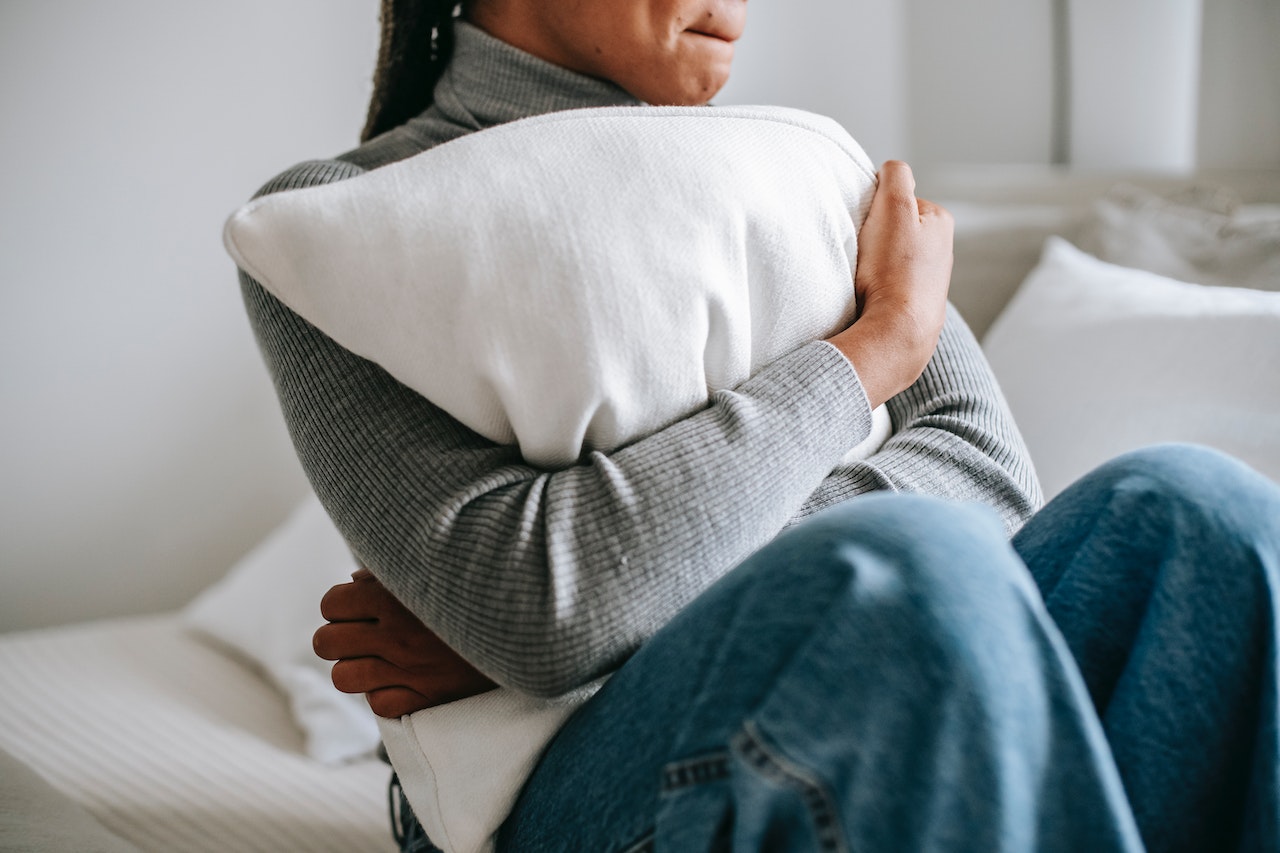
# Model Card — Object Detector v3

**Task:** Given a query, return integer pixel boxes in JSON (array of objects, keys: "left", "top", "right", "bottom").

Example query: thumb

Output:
[{"left": 870, "top": 160, "right": 919, "bottom": 222}]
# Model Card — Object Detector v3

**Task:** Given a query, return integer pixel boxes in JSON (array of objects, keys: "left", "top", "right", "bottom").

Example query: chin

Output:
[{"left": 643, "top": 69, "right": 731, "bottom": 106}]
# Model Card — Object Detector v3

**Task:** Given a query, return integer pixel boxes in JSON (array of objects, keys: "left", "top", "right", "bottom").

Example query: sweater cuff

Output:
[{"left": 734, "top": 339, "right": 877, "bottom": 465}]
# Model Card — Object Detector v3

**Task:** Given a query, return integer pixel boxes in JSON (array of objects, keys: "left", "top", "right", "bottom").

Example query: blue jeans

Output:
[{"left": 410, "top": 445, "right": 1280, "bottom": 851}]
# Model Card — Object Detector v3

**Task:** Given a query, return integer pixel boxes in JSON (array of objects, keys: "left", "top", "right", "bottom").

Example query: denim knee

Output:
[
  {"left": 1070, "top": 443, "right": 1280, "bottom": 558},
  {"left": 727, "top": 495, "right": 1108, "bottom": 849},
  {"left": 756, "top": 494, "right": 1044, "bottom": 673},
  {"left": 1018, "top": 442, "right": 1280, "bottom": 639},
  {"left": 780, "top": 492, "right": 1032, "bottom": 592}
]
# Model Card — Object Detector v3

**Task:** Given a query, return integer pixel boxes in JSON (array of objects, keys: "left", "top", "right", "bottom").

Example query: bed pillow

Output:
[
  {"left": 222, "top": 104, "right": 886, "bottom": 468},
  {"left": 182, "top": 497, "right": 380, "bottom": 764},
  {"left": 1076, "top": 183, "right": 1280, "bottom": 291},
  {"left": 983, "top": 237, "right": 1280, "bottom": 499}
]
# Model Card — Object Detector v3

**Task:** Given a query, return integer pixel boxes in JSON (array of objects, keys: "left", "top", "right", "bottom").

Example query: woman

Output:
[{"left": 241, "top": 0, "right": 1280, "bottom": 850}]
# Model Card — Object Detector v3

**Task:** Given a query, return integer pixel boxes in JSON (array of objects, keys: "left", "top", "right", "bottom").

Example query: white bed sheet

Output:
[{"left": 0, "top": 614, "right": 395, "bottom": 853}]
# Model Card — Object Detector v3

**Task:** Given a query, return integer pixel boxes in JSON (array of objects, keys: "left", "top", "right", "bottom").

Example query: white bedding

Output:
[
  {"left": 984, "top": 237, "right": 1280, "bottom": 498},
  {"left": 0, "top": 615, "right": 394, "bottom": 853}
]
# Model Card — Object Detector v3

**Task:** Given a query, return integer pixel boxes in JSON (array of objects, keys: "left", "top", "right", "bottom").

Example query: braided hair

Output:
[{"left": 361, "top": 0, "right": 463, "bottom": 143}]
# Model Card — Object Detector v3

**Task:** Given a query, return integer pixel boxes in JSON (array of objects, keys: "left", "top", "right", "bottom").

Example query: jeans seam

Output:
[
  {"left": 733, "top": 720, "right": 850, "bottom": 853},
  {"left": 661, "top": 751, "right": 732, "bottom": 792}
]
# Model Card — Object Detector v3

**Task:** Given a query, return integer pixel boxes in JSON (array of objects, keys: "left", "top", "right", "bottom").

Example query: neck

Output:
[
  {"left": 465, "top": 1, "right": 564, "bottom": 71},
  {"left": 432, "top": 21, "right": 641, "bottom": 130}
]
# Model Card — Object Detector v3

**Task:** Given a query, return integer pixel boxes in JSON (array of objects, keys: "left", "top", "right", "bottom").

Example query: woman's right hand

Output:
[{"left": 825, "top": 160, "right": 953, "bottom": 409}]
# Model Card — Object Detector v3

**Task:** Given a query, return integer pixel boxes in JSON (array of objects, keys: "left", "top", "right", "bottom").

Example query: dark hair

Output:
[{"left": 361, "top": 0, "right": 462, "bottom": 143}]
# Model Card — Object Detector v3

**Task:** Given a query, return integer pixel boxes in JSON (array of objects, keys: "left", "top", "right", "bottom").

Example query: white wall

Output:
[
  {"left": 718, "top": 0, "right": 909, "bottom": 165},
  {"left": 724, "top": 0, "right": 1280, "bottom": 173},
  {"left": 719, "top": 0, "right": 1059, "bottom": 171},
  {"left": 721, "top": 0, "right": 1059, "bottom": 169},
  {"left": 1198, "top": 0, "right": 1280, "bottom": 169},
  {"left": 0, "top": 0, "right": 379, "bottom": 631},
  {"left": 906, "top": 0, "right": 1056, "bottom": 167}
]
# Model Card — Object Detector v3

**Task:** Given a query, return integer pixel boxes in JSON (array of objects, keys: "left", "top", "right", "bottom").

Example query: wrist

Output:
[{"left": 825, "top": 310, "right": 934, "bottom": 408}]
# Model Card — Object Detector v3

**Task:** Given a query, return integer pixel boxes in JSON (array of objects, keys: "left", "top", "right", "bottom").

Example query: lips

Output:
[
  {"left": 684, "top": 1, "right": 746, "bottom": 43},
  {"left": 687, "top": 28, "right": 738, "bottom": 43}
]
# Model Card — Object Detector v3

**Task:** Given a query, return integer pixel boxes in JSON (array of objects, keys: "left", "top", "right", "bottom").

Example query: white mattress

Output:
[{"left": 0, "top": 614, "right": 396, "bottom": 853}]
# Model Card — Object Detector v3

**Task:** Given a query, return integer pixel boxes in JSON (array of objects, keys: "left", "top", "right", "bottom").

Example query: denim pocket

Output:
[
  {"left": 651, "top": 750, "right": 733, "bottom": 852},
  {"left": 727, "top": 722, "right": 847, "bottom": 853},
  {"left": 651, "top": 722, "right": 847, "bottom": 853}
]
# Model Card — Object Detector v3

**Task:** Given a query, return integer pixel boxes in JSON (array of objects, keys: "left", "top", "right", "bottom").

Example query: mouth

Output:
[
  {"left": 685, "top": 27, "right": 740, "bottom": 45},
  {"left": 683, "top": 3, "right": 746, "bottom": 44}
]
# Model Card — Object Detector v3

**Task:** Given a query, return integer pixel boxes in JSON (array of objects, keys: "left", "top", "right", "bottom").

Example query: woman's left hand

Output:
[{"left": 313, "top": 568, "right": 498, "bottom": 718}]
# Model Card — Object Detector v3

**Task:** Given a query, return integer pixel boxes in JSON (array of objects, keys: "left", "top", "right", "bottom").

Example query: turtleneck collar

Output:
[
  {"left": 339, "top": 21, "right": 644, "bottom": 170},
  {"left": 432, "top": 21, "right": 643, "bottom": 131}
]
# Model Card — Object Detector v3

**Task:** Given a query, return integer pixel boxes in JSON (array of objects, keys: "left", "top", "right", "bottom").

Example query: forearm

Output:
[
  {"left": 244, "top": 272, "right": 873, "bottom": 696},
  {"left": 794, "top": 303, "right": 1042, "bottom": 533}
]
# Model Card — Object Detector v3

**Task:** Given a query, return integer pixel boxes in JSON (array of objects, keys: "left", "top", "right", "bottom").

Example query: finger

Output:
[
  {"left": 367, "top": 680, "right": 497, "bottom": 717},
  {"left": 365, "top": 687, "right": 434, "bottom": 719},
  {"left": 314, "top": 617, "right": 449, "bottom": 666},
  {"left": 333, "top": 656, "right": 491, "bottom": 706},
  {"left": 878, "top": 159, "right": 915, "bottom": 193},
  {"left": 313, "top": 619, "right": 395, "bottom": 661},
  {"left": 319, "top": 580, "right": 364, "bottom": 622},
  {"left": 319, "top": 576, "right": 392, "bottom": 621},
  {"left": 330, "top": 656, "right": 419, "bottom": 695},
  {"left": 351, "top": 566, "right": 373, "bottom": 581},
  {"left": 872, "top": 160, "right": 919, "bottom": 220}
]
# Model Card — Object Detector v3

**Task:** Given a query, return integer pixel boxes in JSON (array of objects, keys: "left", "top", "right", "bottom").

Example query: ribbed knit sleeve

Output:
[{"left": 794, "top": 305, "right": 1043, "bottom": 531}]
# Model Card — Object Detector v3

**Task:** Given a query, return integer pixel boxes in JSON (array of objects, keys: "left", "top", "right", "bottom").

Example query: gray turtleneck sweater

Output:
[{"left": 240, "top": 22, "right": 1041, "bottom": 697}]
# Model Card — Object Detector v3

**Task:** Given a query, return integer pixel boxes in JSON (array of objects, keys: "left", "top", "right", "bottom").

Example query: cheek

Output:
[{"left": 670, "top": 0, "right": 705, "bottom": 26}]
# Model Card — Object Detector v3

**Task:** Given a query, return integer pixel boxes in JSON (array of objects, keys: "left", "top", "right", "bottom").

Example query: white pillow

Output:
[
  {"left": 182, "top": 497, "right": 380, "bottom": 764},
  {"left": 223, "top": 104, "right": 887, "bottom": 468},
  {"left": 984, "top": 237, "right": 1280, "bottom": 499}
]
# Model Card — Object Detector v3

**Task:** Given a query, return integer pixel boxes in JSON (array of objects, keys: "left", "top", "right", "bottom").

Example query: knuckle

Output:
[{"left": 920, "top": 199, "right": 954, "bottom": 226}]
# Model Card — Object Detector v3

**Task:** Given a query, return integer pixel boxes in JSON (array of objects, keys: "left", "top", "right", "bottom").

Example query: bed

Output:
[
  {"left": 1, "top": 166, "right": 1277, "bottom": 852},
  {"left": 0, "top": 615, "right": 394, "bottom": 853}
]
